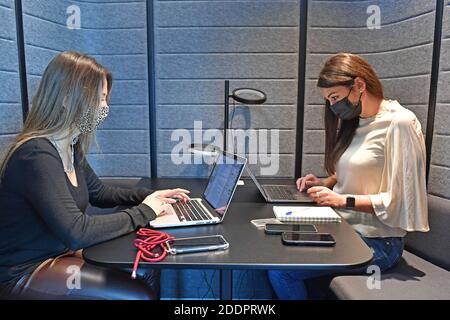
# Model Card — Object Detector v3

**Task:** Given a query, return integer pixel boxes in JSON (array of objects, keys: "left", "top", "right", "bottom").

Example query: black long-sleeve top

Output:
[{"left": 0, "top": 138, "right": 156, "bottom": 284}]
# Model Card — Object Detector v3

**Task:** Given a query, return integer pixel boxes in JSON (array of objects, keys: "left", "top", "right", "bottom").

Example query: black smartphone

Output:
[
  {"left": 264, "top": 223, "right": 317, "bottom": 235},
  {"left": 166, "top": 235, "right": 229, "bottom": 254},
  {"left": 281, "top": 232, "right": 336, "bottom": 246}
]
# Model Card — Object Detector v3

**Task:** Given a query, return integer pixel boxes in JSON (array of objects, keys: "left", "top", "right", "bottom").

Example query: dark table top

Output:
[{"left": 83, "top": 178, "right": 373, "bottom": 270}]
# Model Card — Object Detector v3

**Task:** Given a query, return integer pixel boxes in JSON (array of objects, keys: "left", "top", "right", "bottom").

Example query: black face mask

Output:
[{"left": 328, "top": 86, "right": 362, "bottom": 120}]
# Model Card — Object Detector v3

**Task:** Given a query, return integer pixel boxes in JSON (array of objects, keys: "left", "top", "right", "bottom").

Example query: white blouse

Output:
[{"left": 333, "top": 100, "right": 429, "bottom": 238}]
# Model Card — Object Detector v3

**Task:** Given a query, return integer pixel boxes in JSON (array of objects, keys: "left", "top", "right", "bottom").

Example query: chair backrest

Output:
[{"left": 405, "top": 195, "right": 450, "bottom": 271}]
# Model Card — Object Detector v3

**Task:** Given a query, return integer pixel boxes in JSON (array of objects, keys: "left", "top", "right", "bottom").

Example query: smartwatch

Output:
[{"left": 346, "top": 196, "right": 356, "bottom": 209}]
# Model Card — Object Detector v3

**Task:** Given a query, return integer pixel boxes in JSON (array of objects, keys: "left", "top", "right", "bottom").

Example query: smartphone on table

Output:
[
  {"left": 166, "top": 235, "right": 229, "bottom": 254},
  {"left": 281, "top": 232, "right": 336, "bottom": 247},
  {"left": 264, "top": 223, "right": 317, "bottom": 235}
]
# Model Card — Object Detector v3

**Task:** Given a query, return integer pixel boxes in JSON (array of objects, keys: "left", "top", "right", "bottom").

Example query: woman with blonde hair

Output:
[
  {"left": 0, "top": 51, "right": 190, "bottom": 299},
  {"left": 268, "top": 53, "right": 429, "bottom": 300}
]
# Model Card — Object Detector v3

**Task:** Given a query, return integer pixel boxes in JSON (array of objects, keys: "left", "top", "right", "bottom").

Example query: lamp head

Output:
[{"left": 230, "top": 88, "right": 266, "bottom": 105}]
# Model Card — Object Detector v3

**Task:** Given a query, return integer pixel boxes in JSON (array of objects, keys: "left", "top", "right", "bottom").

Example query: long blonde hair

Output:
[{"left": 0, "top": 51, "right": 112, "bottom": 180}]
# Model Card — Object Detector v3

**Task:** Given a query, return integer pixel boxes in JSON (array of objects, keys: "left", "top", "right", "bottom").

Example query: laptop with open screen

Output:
[
  {"left": 245, "top": 166, "right": 314, "bottom": 203},
  {"left": 149, "top": 152, "right": 247, "bottom": 228}
]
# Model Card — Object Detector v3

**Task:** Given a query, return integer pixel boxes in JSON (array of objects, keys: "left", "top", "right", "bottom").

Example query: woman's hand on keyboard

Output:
[
  {"left": 151, "top": 188, "right": 191, "bottom": 203},
  {"left": 296, "top": 174, "right": 324, "bottom": 192},
  {"left": 142, "top": 188, "right": 191, "bottom": 216}
]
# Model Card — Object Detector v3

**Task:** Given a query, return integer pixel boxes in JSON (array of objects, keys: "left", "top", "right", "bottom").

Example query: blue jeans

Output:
[{"left": 268, "top": 237, "right": 404, "bottom": 300}]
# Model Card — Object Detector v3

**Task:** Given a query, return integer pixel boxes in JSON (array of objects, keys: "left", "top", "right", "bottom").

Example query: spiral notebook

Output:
[{"left": 273, "top": 206, "right": 342, "bottom": 223}]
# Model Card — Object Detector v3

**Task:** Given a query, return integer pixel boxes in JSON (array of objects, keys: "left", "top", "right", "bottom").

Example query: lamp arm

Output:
[{"left": 224, "top": 80, "right": 229, "bottom": 152}]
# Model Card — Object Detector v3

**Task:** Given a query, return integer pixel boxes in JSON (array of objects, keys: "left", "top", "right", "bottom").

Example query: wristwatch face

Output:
[{"left": 346, "top": 197, "right": 355, "bottom": 208}]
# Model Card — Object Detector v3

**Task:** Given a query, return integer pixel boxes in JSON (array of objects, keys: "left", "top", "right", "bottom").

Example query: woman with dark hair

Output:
[
  {"left": 268, "top": 53, "right": 429, "bottom": 300},
  {"left": 0, "top": 51, "right": 190, "bottom": 299}
]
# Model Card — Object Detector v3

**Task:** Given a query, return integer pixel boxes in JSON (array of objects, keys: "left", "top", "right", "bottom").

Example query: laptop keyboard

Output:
[
  {"left": 173, "top": 200, "right": 212, "bottom": 222},
  {"left": 264, "top": 185, "right": 293, "bottom": 200}
]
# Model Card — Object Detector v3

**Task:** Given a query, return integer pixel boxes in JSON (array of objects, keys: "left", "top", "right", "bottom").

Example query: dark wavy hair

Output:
[{"left": 317, "top": 53, "right": 384, "bottom": 175}]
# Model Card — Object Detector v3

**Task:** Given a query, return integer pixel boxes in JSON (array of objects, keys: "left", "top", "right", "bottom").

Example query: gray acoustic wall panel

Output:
[
  {"left": 302, "top": 0, "right": 435, "bottom": 178},
  {"left": 21, "top": 0, "right": 151, "bottom": 177},
  {"left": 154, "top": 0, "right": 300, "bottom": 177},
  {"left": 429, "top": 1, "right": 450, "bottom": 199},
  {"left": 0, "top": 0, "right": 22, "bottom": 160}
]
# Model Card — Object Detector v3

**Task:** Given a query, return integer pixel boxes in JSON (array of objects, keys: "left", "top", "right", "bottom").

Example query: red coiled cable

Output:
[{"left": 131, "top": 228, "right": 175, "bottom": 279}]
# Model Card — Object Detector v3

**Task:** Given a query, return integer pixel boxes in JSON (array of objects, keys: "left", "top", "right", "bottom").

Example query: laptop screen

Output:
[{"left": 203, "top": 152, "right": 246, "bottom": 217}]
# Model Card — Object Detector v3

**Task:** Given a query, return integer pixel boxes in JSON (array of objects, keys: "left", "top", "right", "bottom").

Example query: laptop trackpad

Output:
[{"left": 287, "top": 186, "right": 313, "bottom": 201}]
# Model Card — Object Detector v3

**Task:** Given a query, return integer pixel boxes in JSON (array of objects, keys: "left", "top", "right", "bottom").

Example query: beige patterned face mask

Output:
[{"left": 77, "top": 104, "right": 109, "bottom": 134}]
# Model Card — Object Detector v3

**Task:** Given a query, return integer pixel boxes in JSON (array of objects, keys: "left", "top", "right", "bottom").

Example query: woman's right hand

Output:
[{"left": 296, "top": 174, "right": 323, "bottom": 192}]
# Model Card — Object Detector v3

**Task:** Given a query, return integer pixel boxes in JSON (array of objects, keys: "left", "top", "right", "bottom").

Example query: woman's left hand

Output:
[
  {"left": 150, "top": 188, "right": 191, "bottom": 203},
  {"left": 306, "top": 186, "right": 346, "bottom": 208}
]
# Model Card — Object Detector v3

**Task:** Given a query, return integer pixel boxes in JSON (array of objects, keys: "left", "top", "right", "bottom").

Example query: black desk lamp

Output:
[
  {"left": 224, "top": 80, "right": 266, "bottom": 152},
  {"left": 189, "top": 80, "right": 267, "bottom": 156}
]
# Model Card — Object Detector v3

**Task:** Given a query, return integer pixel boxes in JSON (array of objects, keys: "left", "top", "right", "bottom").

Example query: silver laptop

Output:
[
  {"left": 245, "top": 166, "right": 314, "bottom": 203},
  {"left": 149, "top": 152, "right": 247, "bottom": 228}
]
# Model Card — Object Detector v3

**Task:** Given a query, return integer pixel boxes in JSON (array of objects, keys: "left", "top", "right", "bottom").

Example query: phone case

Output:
[
  {"left": 166, "top": 235, "right": 229, "bottom": 254},
  {"left": 281, "top": 233, "right": 336, "bottom": 246},
  {"left": 264, "top": 223, "right": 318, "bottom": 235}
]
